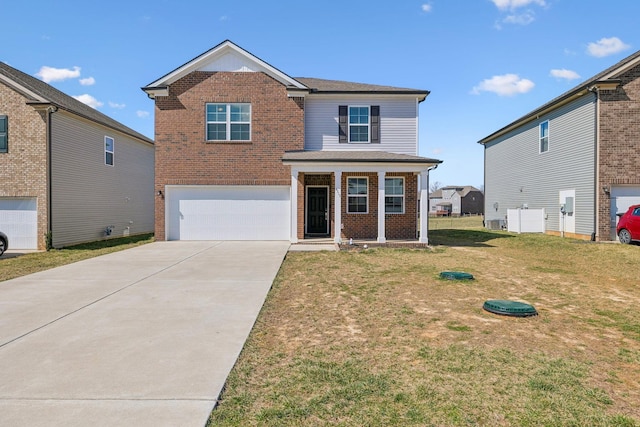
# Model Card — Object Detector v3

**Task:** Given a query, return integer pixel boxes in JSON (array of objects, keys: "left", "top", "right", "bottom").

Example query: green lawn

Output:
[{"left": 209, "top": 225, "right": 640, "bottom": 426}]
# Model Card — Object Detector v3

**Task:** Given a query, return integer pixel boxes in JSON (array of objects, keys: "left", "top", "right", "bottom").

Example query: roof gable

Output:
[{"left": 143, "top": 40, "right": 306, "bottom": 94}]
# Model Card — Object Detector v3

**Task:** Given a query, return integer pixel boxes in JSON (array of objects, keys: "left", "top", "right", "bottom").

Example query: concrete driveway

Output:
[{"left": 0, "top": 241, "right": 289, "bottom": 427}]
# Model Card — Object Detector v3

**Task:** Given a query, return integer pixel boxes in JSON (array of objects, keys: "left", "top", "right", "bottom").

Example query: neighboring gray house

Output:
[
  {"left": 479, "top": 49, "right": 640, "bottom": 241},
  {"left": 0, "top": 62, "right": 154, "bottom": 250},
  {"left": 429, "top": 186, "right": 484, "bottom": 216}
]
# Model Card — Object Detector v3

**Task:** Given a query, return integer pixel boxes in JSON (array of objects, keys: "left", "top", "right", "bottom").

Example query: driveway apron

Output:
[{"left": 0, "top": 241, "right": 289, "bottom": 427}]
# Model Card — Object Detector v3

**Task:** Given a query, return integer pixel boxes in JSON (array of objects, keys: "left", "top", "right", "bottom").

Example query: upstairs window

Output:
[
  {"left": 347, "top": 177, "right": 368, "bottom": 213},
  {"left": 539, "top": 121, "right": 549, "bottom": 153},
  {"left": 385, "top": 177, "right": 404, "bottom": 214},
  {"left": 105, "top": 136, "right": 114, "bottom": 166},
  {"left": 0, "top": 115, "right": 7, "bottom": 153},
  {"left": 339, "top": 105, "right": 379, "bottom": 143},
  {"left": 349, "top": 106, "right": 370, "bottom": 142},
  {"left": 206, "top": 103, "right": 251, "bottom": 141}
]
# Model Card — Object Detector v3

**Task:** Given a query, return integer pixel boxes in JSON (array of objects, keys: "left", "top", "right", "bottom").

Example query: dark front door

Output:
[{"left": 307, "top": 187, "right": 328, "bottom": 235}]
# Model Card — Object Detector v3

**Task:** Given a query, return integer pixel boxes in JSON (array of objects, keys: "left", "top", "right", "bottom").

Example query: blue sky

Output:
[{"left": 2, "top": 0, "right": 639, "bottom": 189}]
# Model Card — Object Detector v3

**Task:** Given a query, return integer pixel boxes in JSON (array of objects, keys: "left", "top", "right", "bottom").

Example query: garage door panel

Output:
[
  {"left": 167, "top": 186, "right": 290, "bottom": 241},
  {"left": 0, "top": 198, "right": 38, "bottom": 249},
  {"left": 610, "top": 187, "right": 640, "bottom": 240}
]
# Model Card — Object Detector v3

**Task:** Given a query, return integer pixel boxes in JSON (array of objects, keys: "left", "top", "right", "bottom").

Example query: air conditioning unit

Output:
[{"left": 487, "top": 219, "right": 503, "bottom": 230}]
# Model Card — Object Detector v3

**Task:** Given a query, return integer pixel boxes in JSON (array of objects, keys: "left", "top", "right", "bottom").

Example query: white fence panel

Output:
[{"left": 507, "top": 208, "right": 545, "bottom": 233}]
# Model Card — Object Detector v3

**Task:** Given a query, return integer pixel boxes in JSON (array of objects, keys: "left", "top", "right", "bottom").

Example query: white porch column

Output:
[
  {"left": 334, "top": 170, "right": 342, "bottom": 244},
  {"left": 419, "top": 171, "right": 429, "bottom": 244},
  {"left": 290, "top": 169, "right": 299, "bottom": 243},
  {"left": 377, "top": 171, "right": 386, "bottom": 243}
]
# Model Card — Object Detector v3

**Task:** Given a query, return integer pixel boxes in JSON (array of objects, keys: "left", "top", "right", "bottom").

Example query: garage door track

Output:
[{"left": 0, "top": 241, "right": 289, "bottom": 427}]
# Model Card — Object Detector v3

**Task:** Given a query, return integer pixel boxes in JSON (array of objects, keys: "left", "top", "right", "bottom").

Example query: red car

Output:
[{"left": 617, "top": 204, "right": 640, "bottom": 244}]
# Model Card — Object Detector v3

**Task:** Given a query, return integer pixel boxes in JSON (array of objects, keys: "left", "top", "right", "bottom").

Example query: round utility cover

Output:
[
  {"left": 440, "top": 271, "right": 474, "bottom": 280},
  {"left": 483, "top": 300, "right": 538, "bottom": 317}
]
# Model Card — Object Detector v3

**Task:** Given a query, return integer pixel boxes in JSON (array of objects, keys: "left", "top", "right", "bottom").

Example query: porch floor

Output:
[{"left": 295, "top": 237, "right": 429, "bottom": 250}]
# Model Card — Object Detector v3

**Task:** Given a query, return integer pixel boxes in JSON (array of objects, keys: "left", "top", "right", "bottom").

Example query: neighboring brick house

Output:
[
  {"left": 480, "top": 49, "right": 640, "bottom": 241},
  {"left": 0, "top": 63, "right": 154, "bottom": 250},
  {"left": 429, "top": 186, "right": 484, "bottom": 216},
  {"left": 143, "top": 40, "right": 441, "bottom": 243}
]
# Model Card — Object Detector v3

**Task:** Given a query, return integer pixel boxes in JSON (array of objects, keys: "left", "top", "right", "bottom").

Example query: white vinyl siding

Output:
[
  {"left": 484, "top": 94, "right": 596, "bottom": 236},
  {"left": 50, "top": 112, "right": 154, "bottom": 248},
  {"left": 305, "top": 97, "right": 419, "bottom": 155}
]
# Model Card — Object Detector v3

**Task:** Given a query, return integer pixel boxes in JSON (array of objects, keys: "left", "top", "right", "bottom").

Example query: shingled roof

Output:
[
  {"left": 0, "top": 62, "right": 152, "bottom": 144},
  {"left": 283, "top": 150, "right": 441, "bottom": 164},
  {"left": 294, "top": 77, "right": 429, "bottom": 98}
]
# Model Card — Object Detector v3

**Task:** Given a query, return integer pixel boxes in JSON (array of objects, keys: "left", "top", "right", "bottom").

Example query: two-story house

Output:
[
  {"left": 480, "top": 49, "right": 640, "bottom": 241},
  {"left": 143, "top": 40, "right": 441, "bottom": 244},
  {"left": 0, "top": 62, "right": 154, "bottom": 250},
  {"left": 429, "top": 186, "right": 484, "bottom": 216}
]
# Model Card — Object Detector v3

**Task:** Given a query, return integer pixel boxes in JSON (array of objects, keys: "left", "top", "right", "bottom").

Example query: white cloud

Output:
[
  {"left": 471, "top": 74, "right": 535, "bottom": 96},
  {"left": 136, "top": 110, "right": 150, "bottom": 118},
  {"left": 219, "top": 15, "right": 229, "bottom": 21},
  {"left": 79, "top": 77, "right": 95, "bottom": 86},
  {"left": 491, "top": 0, "right": 545, "bottom": 10},
  {"left": 36, "top": 65, "right": 81, "bottom": 83},
  {"left": 587, "top": 37, "right": 630, "bottom": 58},
  {"left": 432, "top": 147, "right": 443, "bottom": 155},
  {"left": 421, "top": 3, "right": 432, "bottom": 12},
  {"left": 503, "top": 12, "right": 535, "bottom": 25},
  {"left": 109, "top": 101, "right": 126, "bottom": 109},
  {"left": 550, "top": 69, "right": 581, "bottom": 81},
  {"left": 73, "top": 94, "right": 103, "bottom": 109}
]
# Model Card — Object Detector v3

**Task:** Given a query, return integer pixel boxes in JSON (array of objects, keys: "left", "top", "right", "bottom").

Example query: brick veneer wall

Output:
[
  {"left": 597, "top": 63, "right": 640, "bottom": 240},
  {"left": 0, "top": 83, "right": 48, "bottom": 249},
  {"left": 153, "top": 71, "right": 305, "bottom": 240},
  {"left": 340, "top": 172, "right": 417, "bottom": 240},
  {"left": 296, "top": 172, "right": 418, "bottom": 240}
]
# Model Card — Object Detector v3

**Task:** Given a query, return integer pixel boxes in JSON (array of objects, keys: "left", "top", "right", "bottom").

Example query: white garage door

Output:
[
  {"left": 610, "top": 186, "right": 640, "bottom": 240},
  {"left": 166, "top": 186, "right": 290, "bottom": 241},
  {"left": 0, "top": 198, "right": 38, "bottom": 249}
]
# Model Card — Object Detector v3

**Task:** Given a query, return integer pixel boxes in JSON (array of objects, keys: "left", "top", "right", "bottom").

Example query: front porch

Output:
[{"left": 283, "top": 151, "right": 442, "bottom": 245}]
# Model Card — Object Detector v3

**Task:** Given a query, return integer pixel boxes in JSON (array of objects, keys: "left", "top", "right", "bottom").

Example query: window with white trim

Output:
[
  {"left": 385, "top": 177, "right": 404, "bottom": 214},
  {"left": 539, "top": 121, "right": 549, "bottom": 153},
  {"left": 105, "top": 136, "right": 114, "bottom": 166},
  {"left": 347, "top": 177, "right": 368, "bottom": 213},
  {"left": 349, "top": 106, "right": 370, "bottom": 143},
  {"left": 206, "top": 103, "right": 251, "bottom": 141}
]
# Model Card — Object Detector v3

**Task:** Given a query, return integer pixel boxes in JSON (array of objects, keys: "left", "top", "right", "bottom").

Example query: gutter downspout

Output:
[
  {"left": 590, "top": 87, "right": 600, "bottom": 242},
  {"left": 46, "top": 105, "right": 57, "bottom": 250}
]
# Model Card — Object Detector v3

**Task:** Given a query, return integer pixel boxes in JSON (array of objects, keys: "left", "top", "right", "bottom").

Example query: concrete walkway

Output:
[{"left": 0, "top": 241, "right": 289, "bottom": 427}]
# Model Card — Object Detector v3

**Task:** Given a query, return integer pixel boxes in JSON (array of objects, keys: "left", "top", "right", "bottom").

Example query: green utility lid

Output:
[
  {"left": 440, "top": 271, "right": 474, "bottom": 280},
  {"left": 483, "top": 300, "right": 538, "bottom": 317}
]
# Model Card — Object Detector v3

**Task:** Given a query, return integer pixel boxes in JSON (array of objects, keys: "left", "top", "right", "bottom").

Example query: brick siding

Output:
[
  {"left": 597, "top": 63, "right": 640, "bottom": 240},
  {"left": 0, "top": 83, "right": 48, "bottom": 249},
  {"left": 297, "top": 172, "right": 418, "bottom": 240},
  {"left": 153, "top": 71, "right": 305, "bottom": 240}
]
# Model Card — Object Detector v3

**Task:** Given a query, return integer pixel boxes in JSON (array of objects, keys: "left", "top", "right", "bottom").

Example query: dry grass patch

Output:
[{"left": 209, "top": 226, "right": 640, "bottom": 426}]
